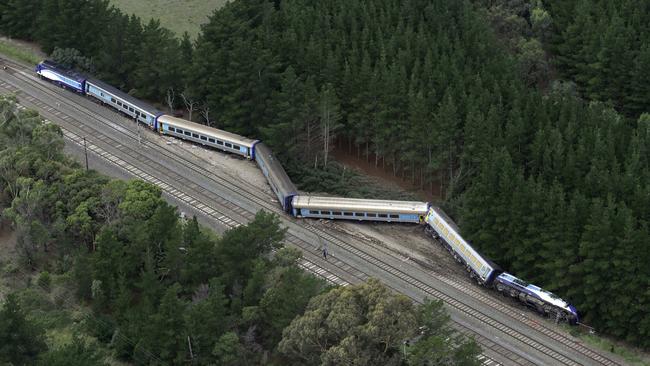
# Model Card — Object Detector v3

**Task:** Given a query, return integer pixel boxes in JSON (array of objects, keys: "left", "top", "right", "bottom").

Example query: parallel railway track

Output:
[{"left": 0, "top": 57, "right": 624, "bottom": 366}]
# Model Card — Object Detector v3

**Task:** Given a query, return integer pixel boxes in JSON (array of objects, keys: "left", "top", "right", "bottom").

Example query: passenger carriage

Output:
[
  {"left": 254, "top": 142, "right": 297, "bottom": 212},
  {"left": 84, "top": 78, "right": 163, "bottom": 129},
  {"left": 425, "top": 207, "right": 500, "bottom": 285},
  {"left": 292, "top": 196, "right": 429, "bottom": 224},
  {"left": 156, "top": 115, "right": 259, "bottom": 159}
]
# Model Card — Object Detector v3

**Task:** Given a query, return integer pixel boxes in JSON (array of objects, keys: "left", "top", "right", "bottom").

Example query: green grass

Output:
[
  {"left": 0, "top": 39, "right": 42, "bottom": 65},
  {"left": 110, "top": 0, "right": 230, "bottom": 39},
  {"left": 561, "top": 325, "right": 650, "bottom": 366},
  {"left": 581, "top": 333, "right": 649, "bottom": 366}
]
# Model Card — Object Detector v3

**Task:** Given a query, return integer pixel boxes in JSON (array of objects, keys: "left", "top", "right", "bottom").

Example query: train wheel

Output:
[{"left": 544, "top": 305, "right": 552, "bottom": 314}]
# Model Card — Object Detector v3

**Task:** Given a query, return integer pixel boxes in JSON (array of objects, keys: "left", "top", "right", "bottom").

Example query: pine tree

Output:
[
  {"left": 185, "top": 279, "right": 229, "bottom": 364},
  {"left": 132, "top": 19, "right": 183, "bottom": 102},
  {"left": 0, "top": 0, "right": 42, "bottom": 39},
  {"left": 577, "top": 198, "right": 617, "bottom": 325},
  {"left": 142, "top": 283, "right": 188, "bottom": 365},
  {"left": 626, "top": 43, "right": 650, "bottom": 116},
  {"left": 0, "top": 293, "right": 48, "bottom": 364},
  {"left": 434, "top": 90, "right": 460, "bottom": 196}
]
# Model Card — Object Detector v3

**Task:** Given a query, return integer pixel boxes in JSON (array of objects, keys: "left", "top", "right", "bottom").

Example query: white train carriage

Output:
[
  {"left": 156, "top": 115, "right": 259, "bottom": 159},
  {"left": 85, "top": 78, "right": 162, "bottom": 129},
  {"left": 254, "top": 143, "right": 297, "bottom": 212},
  {"left": 292, "top": 196, "right": 429, "bottom": 223},
  {"left": 425, "top": 207, "right": 499, "bottom": 285}
]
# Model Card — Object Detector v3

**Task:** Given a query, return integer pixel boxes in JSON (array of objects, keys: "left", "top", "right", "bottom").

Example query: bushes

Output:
[{"left": 37, "top": 271, "right": 51, "bottom": 290}]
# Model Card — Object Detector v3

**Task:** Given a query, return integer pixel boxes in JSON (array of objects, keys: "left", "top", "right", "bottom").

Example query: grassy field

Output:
[
  {"left": 110, "top": 0, "right": 229, "bottom": 39},
  {"left": 0, "top": 37, "right": 45, "bottom": 65}
]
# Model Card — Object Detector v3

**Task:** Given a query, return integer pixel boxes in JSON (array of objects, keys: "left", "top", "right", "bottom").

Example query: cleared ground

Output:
[{"left": 110, "top": 0, "right": 229, "bottom": 39}]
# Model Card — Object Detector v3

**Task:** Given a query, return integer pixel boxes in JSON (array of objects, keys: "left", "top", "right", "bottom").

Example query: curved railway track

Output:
[{"left": 0, "top": 57, "right": 624, "bottom": 366}]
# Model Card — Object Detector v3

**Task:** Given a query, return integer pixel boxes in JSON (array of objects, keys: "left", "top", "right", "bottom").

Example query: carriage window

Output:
[
  {"left": 111, "top": 98, "right": 116, "bottom": 103},
  {"left": 355, "top": 213, "right": 364, "bottom": 217},
  {"left": 184, "top": 131, "right": 191, "bottom": 136},
  {"left": 168, "top": 127, "right": 175, "bottom": 132},
  {"left": 378, "top": 214, "right": 388, "bottom": 218},
  {"left": 332, "top": 212, "right": 341, "bottom": 216},
  {"left": 225, "top": 143, "right": 232, "bottom": 148},
  {"left": 217, "top": 140, "right": 224, "bottom": 145},
  {"left": 367, "top": 213, "right": 377, "bottom": 218},
  {"left": 344, "top": 212, "right": 353, "bottom": 216},
  {"left": 192, "top": 133, "right": 199, "bottom": 138},
  {"left": 321, "top": 211, "right": 331, "bottom": 215},
  {"left": 200, "top": 136, "right": 207, "bottom": 141},
  {"left": 129, "top": 107, "right": 134, "bottom": 112},
  {"left": 175, "top": 128, "right": 183, "bottom": 134},
  {"left": 309, "top": 210, "right": 319, "bottom": 215},
  {"left": 233, "top": 144, "right": 240, "bottom": 150},
  {"left": 135, "top": 111, "right": 140, "bottom": 116},
  {"left": 208, "top": 138, "right": 215, "bottom": 143},
  {"left": 390, "top": 214, "right": 399, "bottom": 219},
  {"left": 513, "top": 278, "right": 529, "bottom": 287},
  {"left": 117, "top": 101, "right": 122, "bottom": 106}
]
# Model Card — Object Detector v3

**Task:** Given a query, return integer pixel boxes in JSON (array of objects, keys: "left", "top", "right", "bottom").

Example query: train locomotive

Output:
[{"left": 34, "top": 60, "right": 580, "bottom": 325}]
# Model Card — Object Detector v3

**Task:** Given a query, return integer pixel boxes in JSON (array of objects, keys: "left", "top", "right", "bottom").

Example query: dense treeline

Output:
[
  {"left": 477, "top": 0, "right": 650, "bottom": 117},
  {"left": 1, "top": 0, "right": 648, "bottom": 348},
  {"left": 0, "top": 96, "right": 480, "bottom": 365},
  {"left": 546, "top": 0, "right": 650, "bottom": 116}
]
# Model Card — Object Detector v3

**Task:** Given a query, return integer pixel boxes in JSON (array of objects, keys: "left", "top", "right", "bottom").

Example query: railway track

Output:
[{"left": 0, "top": 57, "right": 625, "bottom": 366}]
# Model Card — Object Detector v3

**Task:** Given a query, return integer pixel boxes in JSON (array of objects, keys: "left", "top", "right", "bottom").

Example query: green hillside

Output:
[{"left": 109, "top": 0, "right": 229, "bottom": 38}]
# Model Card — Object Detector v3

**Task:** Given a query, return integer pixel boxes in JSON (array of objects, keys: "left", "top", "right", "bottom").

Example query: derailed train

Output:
[
  {"left": 35, "top": 60, "right": 579, "bottom": 324},
  {"left": 425, "top": 208, "right": 579, "bottom": 324}
]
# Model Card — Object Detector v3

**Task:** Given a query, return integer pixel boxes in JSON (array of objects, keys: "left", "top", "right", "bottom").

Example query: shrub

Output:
[{"left": 37, "top": 271, "right": 51, "bottom": 291}]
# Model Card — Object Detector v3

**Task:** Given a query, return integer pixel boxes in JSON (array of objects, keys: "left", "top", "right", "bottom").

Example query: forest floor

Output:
[
  {"left": 110, "top": 0, "right": 229, "bottom": 38},
  {"left": 332, "top": 141, "right": 440, "bottom": 202}
]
